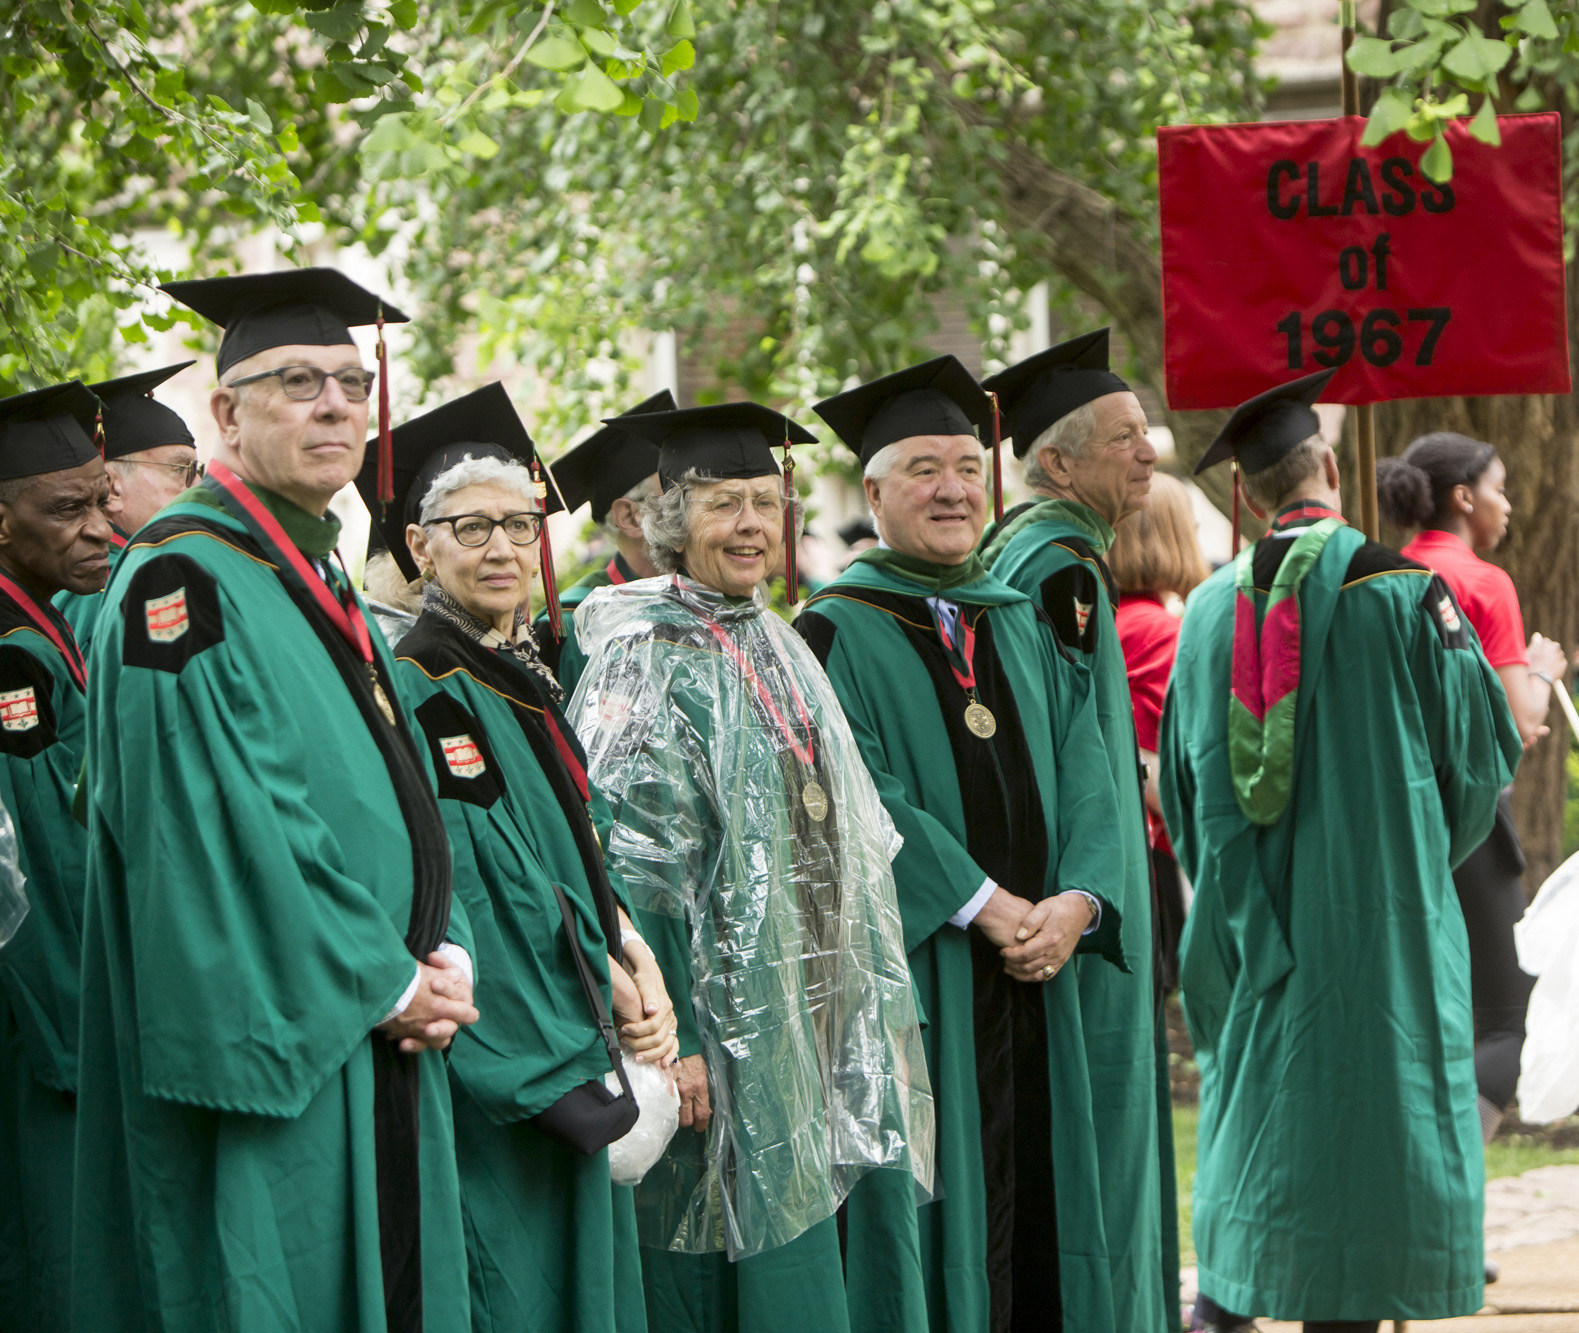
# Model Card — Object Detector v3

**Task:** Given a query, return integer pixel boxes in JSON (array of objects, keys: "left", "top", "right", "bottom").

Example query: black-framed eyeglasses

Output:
[
  {"left": 426, "top": 512, "right": 544, "bottom": 548},
  {"left": 226, "top": 365, "right": 377, "bottom": 402},
  {"left": 119, "top": 458, "right": 203, "bottom": 486}
]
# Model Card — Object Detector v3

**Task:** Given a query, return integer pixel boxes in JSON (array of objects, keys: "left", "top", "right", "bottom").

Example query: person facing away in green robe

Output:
[
  {"left": 567, "top": 401, "right": 935, "bottom": 1333},
  {"left": 73, "top": 269, "right": 481, "bottom": 1333},
  {"left": 798, "top": 354, "right": 1131, "bottom": 1333},
  {"left": 53, "top": 362, "right": 200, "bottom": 654},
  {"left": 978, "top": 328, "right": 1172, "bottom": 1333},
  {"left": 0, "top": 380, "right": 114, "bottom": 1333},
  {"left": 360, "top": 381, "right": 678, "bottom": 1333},
  {"left": 1160, "top": 370, "right": 1523, "bottom": 1333},
  {"left": 535, "top": 390, "right": 673, "bottom": 693}
]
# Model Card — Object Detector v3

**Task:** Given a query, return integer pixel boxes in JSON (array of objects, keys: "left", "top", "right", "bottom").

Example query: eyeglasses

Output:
[
  {"left": 226, "top": 365, "right": 377, "bottom": 402},
  {"left": 118, "top": 458, "right": 203, "bottom": 486},
  {"left": 427, "top": 513, "right": 544, "bottom": 547},
  {"left": 687, "top": 489, "right": 787, "bottom": 521}
]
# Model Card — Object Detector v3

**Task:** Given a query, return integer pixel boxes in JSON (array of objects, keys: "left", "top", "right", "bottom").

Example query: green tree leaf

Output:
[
  {"left": 302, "top": 4, "right": 364, "bottom": 43},
  {"left": 666, "top": 0, "right": 696, "bottom": 38},
  {"left": 1513, "top": 0, "right": 1559, "bottom": 40},
  {"left": 1345, "top": 35, "right": 1400, "bottom": 77},
  {"left": 1441, "top": 29, "right": 1513, "bottom": 82},
  {"left": 567, "top": 65, "right": 625, "bottom": 112},
  {"left": 1361, "top": 89, "right": 1413, "bottom": 146},
  {"left": 1468, "top": 95, "right": 1501, "bottom": 145},
  {"left": 456, "top": 129, "right": 500, "bottom": 158},
  {"left": 388, "top": 0, "right": 419, "bottom": 29},
  {"left": 524, "top": 35, "right": 587, "bottom": 70},
  {"left": 1409, "top": 0, "right": 1476, "bottom": 15},
  {"left": 1421, "top": 131, "right": 1454, "bottom": 181},
  {"left": 661, "top": 40, "right": 695, "bottom": 76}
]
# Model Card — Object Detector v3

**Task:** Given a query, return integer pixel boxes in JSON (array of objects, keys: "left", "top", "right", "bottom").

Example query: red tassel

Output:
[
  {"left": 93, "top": 404, "right": 105, "bottom": 458},
  {"left": 535, "top": 461, "right": 563, "bottom": 641},
  {"left": 1230, "top": 460, "right": 1242, "bottom": 556},
  {"left": 782, "top": 437, "right": 798, "bottom": 606},
  {"left": 375, "top": 308, "right": 393, "bottom": 506},
  {"left": 987, "top": 390, "right": 1003, "bottom": 522}
]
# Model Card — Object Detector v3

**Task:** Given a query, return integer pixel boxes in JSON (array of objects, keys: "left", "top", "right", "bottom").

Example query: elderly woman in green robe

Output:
[
  {"left": 359, "top": 383, "right": 680, "bottom": 1333},
  {"left": 566, "top": 402, "right": 935, "bottom": 1333}
]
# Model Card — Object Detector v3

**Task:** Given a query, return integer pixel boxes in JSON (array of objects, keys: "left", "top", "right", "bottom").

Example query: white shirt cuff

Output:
[
  {"left": 381, "top": 945, "right": 474, "bottom": 1024},
  {"left": 950, "top": 878, "right": 998, "bottom": 929},
  {"left": 1063, "top": 891, "right": 1102, "bottom": 936},
  {"left": 383, "top": 964, "right": 422, "bottom": 1023},
  {"left": 436, "top": 942, "right": 474, "bottom": 988}
]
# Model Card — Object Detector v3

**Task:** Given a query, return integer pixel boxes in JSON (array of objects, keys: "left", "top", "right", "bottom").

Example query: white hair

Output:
[
  {"left": 1023, "top": 402, "right": 1098, "bottom": 493},
  {"left": 640, "top": 468, "right": 801, "bottom": 575},
  {"left": 862, "top": 436, "right": 987, "bottom": 484},
  {"left": 417, "top": 453, "right": 538, "bottom": 524},
  {"left": 600, "top": 473, "right": 661, "bottom": 541}
]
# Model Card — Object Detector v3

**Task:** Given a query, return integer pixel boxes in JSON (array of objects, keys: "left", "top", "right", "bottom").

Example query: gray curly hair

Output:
[
  {"left": 601, "top": 473, "right": 661, "bottom": 541},
  {"left": 417, "top": 453, "right": 538, "bottom": 525},
  {"left": 1022, "top": 402, "right": 1097, "bottom": 493},
  {"left": 640, "top": 469, "right": 803, "bottom": 575}
]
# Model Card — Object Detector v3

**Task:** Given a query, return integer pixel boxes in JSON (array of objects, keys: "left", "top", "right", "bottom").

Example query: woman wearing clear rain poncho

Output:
[{"left": 566, "top": 402, "right": 935, "bottom": 1333}]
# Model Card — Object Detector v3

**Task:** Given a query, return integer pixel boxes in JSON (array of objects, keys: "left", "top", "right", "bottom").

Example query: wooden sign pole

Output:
[{"left": 1340, "top": 0, "right": 1381, "bottom": 540}]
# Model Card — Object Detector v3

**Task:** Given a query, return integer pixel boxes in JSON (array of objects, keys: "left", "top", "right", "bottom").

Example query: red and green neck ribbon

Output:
[{"left": 1228, "top": 516, "right": 1344, "bottom": 825}]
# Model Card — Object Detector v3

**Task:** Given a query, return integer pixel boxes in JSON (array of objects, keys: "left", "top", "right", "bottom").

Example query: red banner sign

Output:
[{"left": 1158, "top": 113, "right": 1569, "bottom": 408}]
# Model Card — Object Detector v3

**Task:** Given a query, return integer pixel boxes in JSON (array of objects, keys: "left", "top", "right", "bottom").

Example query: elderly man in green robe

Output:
[
  {"left": 1160, "top": 371, "right": 1522, "bottom": 1333},
  {"left": 796, "top": 355, "right": 1133, "bottom": 1333},
  {"left": 73, "top": 270, "right": 480, "bottom": 1333},
  {"left": 978, "top": 329, "right": 1170, "bottom": 1333},
  {"left": 0, "top": 381, "right": 114, "bottom": 1333},
  {"left": 536, "top": 390, "right": 673, "bottom": 693},
  {"left": 53, "top": 362, "right": 199, "bottom": 652}
]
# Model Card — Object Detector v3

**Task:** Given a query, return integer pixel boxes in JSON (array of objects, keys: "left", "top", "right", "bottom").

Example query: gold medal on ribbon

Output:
[
  {"left": 964, "top": 701, "right": 997, "bottom": 738},
  {"left": 802, "top": 780, "right": 829, "bottom": 822},
  {"left": 372, "top": 678, "right": 397, "bottom": 727}
]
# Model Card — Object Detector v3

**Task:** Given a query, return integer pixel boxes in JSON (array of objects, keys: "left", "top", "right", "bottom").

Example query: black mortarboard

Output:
[
  {"left": 613, "top": 402, "right": 816, "bottom": 488},
  {"left": 0, "top": 381, "right": 102, "bottom": 480},
  {"left": 160, "top": 269, "right": 410, "bottom": 377},
  {"left": 812, "top": 355, "right": 994, "bottom": 466},
  {"left": 86, "top": 361, "right": 195, "bottom": 461},
  {"left": 981, "top": 328, "right": 1131, "bottom": 459},
  {"left": 838, "top": 517, "right": 877, "bottom": 547},
  {"left": 551, "top": 389, "right": 675, "bottom": 522},
  {"left": 355, "top": 381, "right": 555, "bottom": 582},
  {"left": 1194, "top": 369, "right": 1336, "bottom": 476}
]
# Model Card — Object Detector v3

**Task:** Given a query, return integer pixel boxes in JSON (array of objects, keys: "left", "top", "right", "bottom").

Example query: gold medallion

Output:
[
  {"left": 802, "top": 780, "right": 829, "bottom": 822},
  {"left": 964, "top": 701, "right": 997, "bottom": 738},
  {"left": 373, "top": 680, "right": 397, "bottom": 727}
]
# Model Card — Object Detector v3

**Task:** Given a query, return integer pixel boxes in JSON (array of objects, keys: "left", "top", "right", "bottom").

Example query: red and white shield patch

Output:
[
  {"left": 1073, "top": 599, "right": 1094, "bottom": 635},
  {"left": 1437, "top": 596, "right": 1462, "bottom": 633},
  {"left": 145, "top": 588, "right": 190, "bottom": 643},
  {"left": 0, "top": 686, "right": 37, "bottom": 732},
  {"left": 441, "top": 734, "right": 486, "bottom": 779}
]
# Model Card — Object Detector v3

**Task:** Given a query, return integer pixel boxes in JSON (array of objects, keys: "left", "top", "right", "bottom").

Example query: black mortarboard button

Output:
[
  {"left": 86, "top": 361, "right": 196, "bottom": 461},
  {"left": 354, "top": 382, "right": 552, "bottom": 582},
  {"left": 1193, "top": 369, "right": 1336, "bottom": 476},
  {"left": 612, "top": 402, "right": 816, "bottom": 488},
  {"left": 980, "top": 328, "right": 1132, "bottom": 459},
  {"left": 0, "top": 381, "right": 103, "bottom": 480},
  {"left": 812, "top": 355, "right": 994, "bottom": 467},
  {"left": 551, "top": 389, "right": 675, "bottom": 523},
  {"left": 161, "top": 268, "right": 410, "bottom": 377}
]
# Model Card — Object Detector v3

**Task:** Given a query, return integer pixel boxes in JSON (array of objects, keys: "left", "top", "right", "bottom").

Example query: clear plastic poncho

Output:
[
  {"left": 568, "top": 575, "right": 934, "bottom": 1259},
  {"left": 0, "top": 802, "right": 26, "bottom": 948}
]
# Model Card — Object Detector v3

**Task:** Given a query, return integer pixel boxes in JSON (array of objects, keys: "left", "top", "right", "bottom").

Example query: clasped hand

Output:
[
  {"left": 376, "top": 950, "right": 480, "bottom": 1054},
  {"left": 974, "top": 887, "right": 1094, "bottom": 983}
]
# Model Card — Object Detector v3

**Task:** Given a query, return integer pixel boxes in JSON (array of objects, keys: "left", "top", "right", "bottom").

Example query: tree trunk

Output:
[{"left": 993, "top": 134, "right": 1577, "bottom": 891}]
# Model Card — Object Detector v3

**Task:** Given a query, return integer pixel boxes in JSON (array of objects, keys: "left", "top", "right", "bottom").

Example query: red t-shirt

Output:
[
  {"left": 1116, "top": 591, "right": 1181, "bottom": 854},
  {"left": 1401, "top": 529, "right": 1528, "bottom": 668}
]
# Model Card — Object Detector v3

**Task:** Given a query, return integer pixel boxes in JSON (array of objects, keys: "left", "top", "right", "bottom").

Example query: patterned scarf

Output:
[
  {"left": 422, "top": 580, "right": 564, "bottom": 706},
  {"left": 1228, "top": 509, "right": 1344, "bottom": 825}
]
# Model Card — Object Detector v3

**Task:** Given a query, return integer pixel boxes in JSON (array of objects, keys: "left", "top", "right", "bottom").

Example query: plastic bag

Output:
[
  {"left": 1514, "top": 849, "right": 1579, "bottom": 1123},
  {"left": 606, "top": 1056, "right": 681, "bottom": 1186},
  {"left": 0, "top": 802, "right": 27, "bottom": 949}
]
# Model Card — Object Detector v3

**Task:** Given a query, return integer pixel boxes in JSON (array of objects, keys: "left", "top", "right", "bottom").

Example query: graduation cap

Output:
[
  {"left": 0, "top": 381, "right": 102, "bottom": 480},
  {"left": 838, "top": 516, "right": 877, "bottom": 547},
  {"left": 615, "top": 401, "right": 818, "bottom": 601},
  {"left": 551, "top": 389, "right": 675, "bottom": 523},
  {"left": 161, "top": 267, "right": 409, "bottom": 504},
  {"left": 86, "top": 361, "right": 195, "bottom": 461},
  {"left": 1193, "top": 368, "right": 1336, "bottom": 476},
  {"left": 981, "top": 328, "right": 1131, "bottom": 460}
]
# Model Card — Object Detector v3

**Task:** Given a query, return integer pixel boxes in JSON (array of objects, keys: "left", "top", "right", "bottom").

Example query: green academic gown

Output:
[
  {"left": 981, "top": 499, "right": 1170, "bottom": 1333},
  {"left": 1159, "top": 514, "right": 1522, "bottom": 1323},
  {"left": 0, "top": 590, "right": 90, "bottom": 1333},
  {"left": 796, "top": 550, "right": 1134, "bottom": 1333},
  {"left": 538, "top": 552, "right": 638, "bottom": 694},
  {"left": 72, "top": 482, "right": 472, "bottom": 1333},
  {"left": 52, "top": 528, "right": 127, "bottom": 656},
  {"left": 394, "top": 607, "right": 647, "bottom": 1333}
]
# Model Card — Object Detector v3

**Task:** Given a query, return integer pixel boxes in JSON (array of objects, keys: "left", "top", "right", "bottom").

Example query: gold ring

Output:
[{"left": 1041, "top": 964, "right": 1056, "bottom": 979}]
